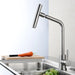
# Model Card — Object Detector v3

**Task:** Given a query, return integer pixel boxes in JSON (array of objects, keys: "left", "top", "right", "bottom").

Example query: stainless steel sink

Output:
[
  {"left": 9, "top": 62, "right": 70, "bottom": 75},
  {"left": 21, "top": 63, "right": 70, "bottom": 75},
  {"left": 42, "top": 63, "right": 70, "bottom": 75},
  {"left": 58, "top": 71, "right": 70, "bottom": 75}
]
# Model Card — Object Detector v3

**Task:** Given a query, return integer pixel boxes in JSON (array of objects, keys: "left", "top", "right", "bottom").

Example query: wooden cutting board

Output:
[{"left": 2, "top": 55, "right": 44, "bottom": 60}]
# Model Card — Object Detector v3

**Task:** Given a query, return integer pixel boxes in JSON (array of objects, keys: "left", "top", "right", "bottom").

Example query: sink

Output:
[
  {"left": 22, "top": 63, "right": 70, "bottom": 75},
  {"left": 9, "top": 62, "right": 70, "bottom": 75},
  {"left": 58, "top": 71, "right": 70, "bottom": 75},
  {"left": 42, "top": 63, "right": 70, "bottom": 75}
]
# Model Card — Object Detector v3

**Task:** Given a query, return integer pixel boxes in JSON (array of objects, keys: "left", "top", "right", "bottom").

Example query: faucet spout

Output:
[{"left": 40, "top": 12, "right": 66, "bottom": 70}]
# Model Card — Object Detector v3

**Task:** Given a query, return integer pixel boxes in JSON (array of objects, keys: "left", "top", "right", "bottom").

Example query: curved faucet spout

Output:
[{"left": 40, "top": 12, "right": 65, "bottom": 60}]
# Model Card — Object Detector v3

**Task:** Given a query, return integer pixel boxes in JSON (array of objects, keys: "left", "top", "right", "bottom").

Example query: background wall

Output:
[
  {"left": 49, "top": 0, "right": 75, "bottom": 65},
  {"left": 0, "top": 0, "right": 49, "bottom": 58}
]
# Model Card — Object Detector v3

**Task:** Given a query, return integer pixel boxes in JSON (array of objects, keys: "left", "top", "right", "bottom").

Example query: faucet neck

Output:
[{"left": 40, "top": 12, "right": 66, "bottom": 70}]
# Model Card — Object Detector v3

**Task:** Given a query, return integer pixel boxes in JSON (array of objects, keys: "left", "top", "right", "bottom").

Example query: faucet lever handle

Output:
[
  {"left": 66, "top": 49, "right": 71, "bottom": 66},
  {"left": 66, "top": 49, "right": 69, "bottom": 60}
]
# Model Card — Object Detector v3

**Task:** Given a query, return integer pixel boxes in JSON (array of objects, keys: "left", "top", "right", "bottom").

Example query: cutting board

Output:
[{"left": 2, "top": 55, "right": 44, "bottom": 60}]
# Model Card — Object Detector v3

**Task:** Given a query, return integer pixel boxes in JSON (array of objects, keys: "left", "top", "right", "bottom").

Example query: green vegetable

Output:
[
  {"left": 54, "top": 70, "right": 59, "bottom": 75},
  {"left": 50, "top": 68, "right": 55, "bottom": 75},
  {"left": 44, "top": 68, "right": 59, "bottom": 75},
  {"left": 50, "top": 68, "right": 59, "bottom": 75},
  {"left": 50, "top": 68, "right": 55, "bottom": 72},
  {"left": 49, "top": 72, "right": 53, "bottom": 75},
  {"left": 45, "top": 72, "right": 49, "bottom": 75},
  {"left": 46, "top": 69, "right": 50, "bottom": 72}
]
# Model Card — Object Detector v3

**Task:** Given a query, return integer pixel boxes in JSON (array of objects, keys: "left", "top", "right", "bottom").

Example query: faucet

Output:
[{"left": 32, "top": 4, "right": 67, "bottom": 71}]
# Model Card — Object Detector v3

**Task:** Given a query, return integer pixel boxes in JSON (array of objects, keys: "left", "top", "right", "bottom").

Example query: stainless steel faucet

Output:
[{"left": 32, "top": 4, "right": 67, "bottom": 70}]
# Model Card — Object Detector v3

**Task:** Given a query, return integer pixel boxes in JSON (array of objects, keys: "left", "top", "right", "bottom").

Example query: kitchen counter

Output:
[{"left": 0, "top": 56, "right": 75, "bottom": 75}]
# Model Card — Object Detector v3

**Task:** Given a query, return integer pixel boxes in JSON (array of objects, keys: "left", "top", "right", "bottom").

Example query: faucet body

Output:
[
  {"left": 33, "top": 4, "right": 67, "bottom": 70},
  {"left": 40, "top": 12, "right": 67, "bottom": 70}
]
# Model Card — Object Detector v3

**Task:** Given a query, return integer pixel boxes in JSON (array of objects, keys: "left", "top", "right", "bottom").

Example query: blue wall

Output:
[{"left": 0, "top": 0, "right": 49, "bottom": 57}]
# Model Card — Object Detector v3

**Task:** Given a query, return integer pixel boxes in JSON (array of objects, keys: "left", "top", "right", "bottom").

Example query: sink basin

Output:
[
  {"left": 22, "top": 63, "right": 70, "bottom": 75},
  {"left": 42, "top": 63, "right": 70, "bottom": 75},
  {"left": 58, "top": 71, "right": 70, "bottom": 75},
  {"left": 9, "top": 62, "right": 70, "bottom": 75}
]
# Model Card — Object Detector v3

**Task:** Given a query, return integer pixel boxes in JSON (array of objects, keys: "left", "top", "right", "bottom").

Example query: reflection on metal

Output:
[{"left": 33, "top": 4, "right": 67, "bottom": 70}]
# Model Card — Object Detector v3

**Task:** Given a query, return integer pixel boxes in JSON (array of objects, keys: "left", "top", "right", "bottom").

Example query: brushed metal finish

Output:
[
  {"left": 32, "top": 4, "right": 42, "bottom": 28},
  {"left": 33, "top": 4, "right": 67, "bottom": 70}
]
